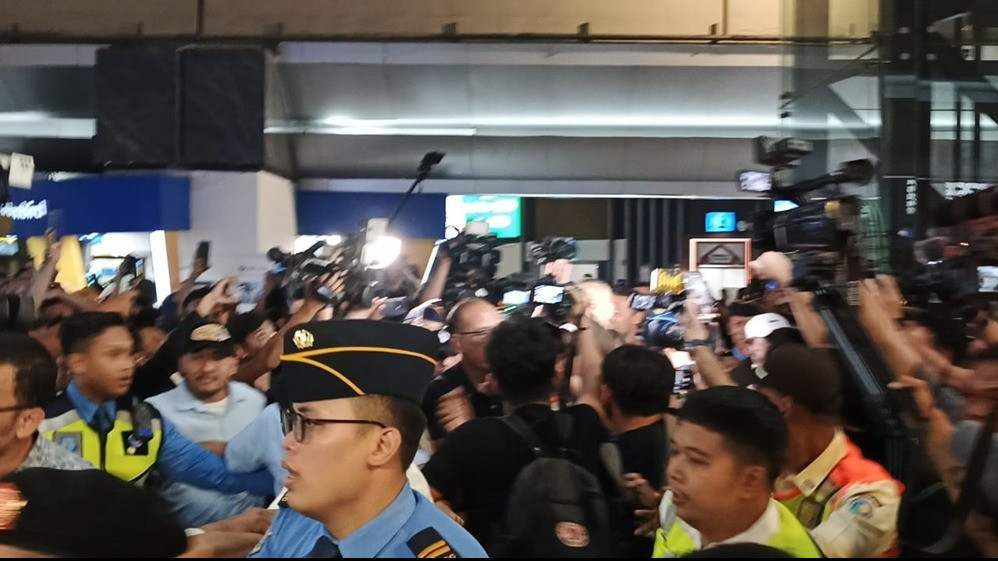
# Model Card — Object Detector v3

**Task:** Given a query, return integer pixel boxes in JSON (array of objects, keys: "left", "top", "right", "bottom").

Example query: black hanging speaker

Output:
[
  {"left": 94, "top": 46, "right": 179, "bottom": 168},
  {"left": 179, "top": 47, "right": 265, "bottom": 170},
  {"left": 93, "top": 45, "right": 265, "bottom": 170}
]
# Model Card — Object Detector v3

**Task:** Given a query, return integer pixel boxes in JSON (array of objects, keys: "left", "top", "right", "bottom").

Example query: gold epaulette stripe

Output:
[{"left": 418, "top": 540, "right": 449, "bottom": 558}]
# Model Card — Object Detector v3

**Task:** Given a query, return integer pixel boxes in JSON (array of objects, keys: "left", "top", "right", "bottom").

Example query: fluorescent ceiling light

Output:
[
  {"left": 0, "top": 111, "right": 50, "bottom": 122},
  {"left": 321, "top": 115, "right": 781, "bottom": 129},
  {"left": 329, "top": 126, "right": 476, "bottom": 136}
]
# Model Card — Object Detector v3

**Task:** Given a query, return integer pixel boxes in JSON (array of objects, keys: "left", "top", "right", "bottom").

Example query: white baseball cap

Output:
[{"left": 743, "top": 313, "right": 793, "bottom": 340}]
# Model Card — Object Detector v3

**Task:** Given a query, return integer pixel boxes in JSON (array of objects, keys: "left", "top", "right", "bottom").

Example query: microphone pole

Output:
[{"left": 386, "top": 152, "right": 445, "bottom": 229}]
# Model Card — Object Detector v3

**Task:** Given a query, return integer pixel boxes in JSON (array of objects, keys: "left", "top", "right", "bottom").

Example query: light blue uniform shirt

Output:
[
  {"left": 62, "top": 382, "right": 273, "bottom": 496},
  {"left": 251, "top": 483, "right": 488, "bottom": 558},
  {"left": 224, "top": 402, "right": 287, "bottom": 496},
  {"left": 146, "top": 381, "right": 268, "bottom": 526}
]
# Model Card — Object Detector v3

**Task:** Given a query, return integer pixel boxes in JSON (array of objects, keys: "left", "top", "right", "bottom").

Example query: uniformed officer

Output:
[
  {"left": 651, "top": 387, "right": 822, "bottom": 558},
  {"left": 251, "top": 319, "right": 488, "bottom": 558},
  {"left": 753, "top": 344, "right": 903, "bottom": 558},
  {"left": 40, "top": 312, "right": 272, "bottom": 495}
]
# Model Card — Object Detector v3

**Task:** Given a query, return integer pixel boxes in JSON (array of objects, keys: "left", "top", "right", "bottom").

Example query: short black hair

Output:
[
  {"left": 228, "top": 311, "right": 265, "bottom": 345},
  {"left": 678, "top": 386, "right": 788, "bottom": 485},
  {"left": 352, "top": 395, "right": 426, "bottom": 468},
  {"left": 486, "top": 315, "right": 557, "bottom": 406},
  {"left": 0, "top": 332, "right": 57, "bottom": 408},
  {"left": 446, "top": 298, "right": 491, "bottom": 334},
  {"left": 60, "top": 312, "right": 128, "bottom": 355},
  {"left": 602, "top": 345, "right": 675, "bottom": 416}
]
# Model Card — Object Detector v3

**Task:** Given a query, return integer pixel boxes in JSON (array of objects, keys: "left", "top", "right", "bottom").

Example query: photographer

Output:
[{"left": 755, "top": 343, "right": 903, "bottom": 558}]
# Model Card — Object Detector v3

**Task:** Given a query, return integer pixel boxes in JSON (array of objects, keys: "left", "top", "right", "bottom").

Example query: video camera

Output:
[
  {"left": 267, "top": 218, "right": 405, "bottom": 314},
  {"left": 628, "top": 292, "right": 677, "bottom": 311},
  {"left": 528, "top": 237, "right": 578, "bottom": 265},
  {"left": 438, "top": 222, "right": 504, "bottom": 308},
  {"left": 641, "top": 300, "right": 688, "bottom": 349}
]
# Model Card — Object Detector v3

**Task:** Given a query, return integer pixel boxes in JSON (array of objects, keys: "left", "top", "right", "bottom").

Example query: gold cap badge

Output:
[{"left": 292, "top": 329, "right": 314, "bottom": 350}]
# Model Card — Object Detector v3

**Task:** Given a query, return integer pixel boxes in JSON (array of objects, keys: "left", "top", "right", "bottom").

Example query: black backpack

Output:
[{"left": 494, "top": 413, "right": 613, "bottom": 558}]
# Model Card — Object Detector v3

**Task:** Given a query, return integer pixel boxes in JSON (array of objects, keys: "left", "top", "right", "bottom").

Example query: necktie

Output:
[
  {"left": 93, "top": 406, "right": 113, "bottom": 434},
  {"left": 307, "top": 536, "right": 341, "bottom": 558}
]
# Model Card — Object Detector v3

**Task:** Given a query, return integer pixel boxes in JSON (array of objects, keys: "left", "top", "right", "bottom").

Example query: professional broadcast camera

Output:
[
  {"left": 528, "top": 237, "right": 578, "bottom": 265},
  {"left": 438, "top": 225, "right": 504, "bottom": 308},
  {"left": 267, "top": 219, "right": 404, "bottom": 313},
  {"left": 740, "top": 137, "right": 922, "bottom": 478},
  {"left": 526, "top": 237, "right": 579, "bottom": 323}
]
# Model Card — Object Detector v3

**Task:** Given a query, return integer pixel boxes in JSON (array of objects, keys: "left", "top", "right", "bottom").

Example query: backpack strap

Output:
[
  {"left": 501, "top": 414, "right": 549, "bottom": 457},
  {"left": 502, "top": 412, "right": 575, "bottom": 458}
]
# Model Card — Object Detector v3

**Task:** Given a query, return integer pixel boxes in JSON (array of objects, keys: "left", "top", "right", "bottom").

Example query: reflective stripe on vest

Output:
[
  {"left": 652, "top": 501, "right": 824, "bottom": 558},
  {"left": 40, "top": 407, "right": 163, "bottom": 485}
]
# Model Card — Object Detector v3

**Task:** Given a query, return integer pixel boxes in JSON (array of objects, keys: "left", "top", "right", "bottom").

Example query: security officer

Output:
[
  {"left": 251, "top": 319, "right": 487, "bottom": 558},
  {"left": 754, "top": 344, "right": 903, "bottom": 558},
  {"left": 40, "top": 312, "right": 272, "bottom": 495},
  {"left": 652, "top": 387, "right": 822, "bottom": 558}
]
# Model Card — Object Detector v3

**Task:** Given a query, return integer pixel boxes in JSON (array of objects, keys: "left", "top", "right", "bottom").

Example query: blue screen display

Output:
[{"left": 705, "top": 212, "right": 736, "bottom": 233}]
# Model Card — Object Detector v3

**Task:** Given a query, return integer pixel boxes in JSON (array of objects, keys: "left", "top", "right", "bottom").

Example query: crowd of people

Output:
[{"left": 0, "top": 238, "right": 994, "bottom": 558}]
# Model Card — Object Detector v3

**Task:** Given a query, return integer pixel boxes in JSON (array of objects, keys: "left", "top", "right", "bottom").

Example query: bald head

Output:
[
  {"left": 447, "top": 298, "right": 504, "bottom": 376},
  {"left": 447, "top": 298, "right": 497, "bottom": 335}
]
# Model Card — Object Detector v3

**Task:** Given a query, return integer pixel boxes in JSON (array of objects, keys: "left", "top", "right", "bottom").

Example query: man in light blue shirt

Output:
[
  {"left": 249, "top": 319, "right": 486, "bottom": 558},
  {"left": 40, "top": 312, "right": 272, "bottom": 498},
  {"left": 225, "top": 402, "right": 286, "bottom": 497},
  {"left": 147, "top": 323, "right": 268, "bottom": 526}
]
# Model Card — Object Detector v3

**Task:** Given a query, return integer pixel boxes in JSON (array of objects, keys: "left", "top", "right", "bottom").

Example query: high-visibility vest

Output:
[
  {"left": 652, "top": 500, "right": 823, "bottom": 558},
  {"left": 40, "top": 393, "right": 164, "bottom": 485}
]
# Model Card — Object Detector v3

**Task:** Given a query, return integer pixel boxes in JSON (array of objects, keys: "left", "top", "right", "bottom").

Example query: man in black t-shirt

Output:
[
  {"left": 421, "top": 298, "right": 505, "bottom": 441},
  {"left": 601, "top": 345, "right": 674, "bottom": 489},
  {"left": 599, "top": 345, "right": 675, "bottom": 556},
  {"left": 423, "top": 315, "right": 609, "bottom": 554}
]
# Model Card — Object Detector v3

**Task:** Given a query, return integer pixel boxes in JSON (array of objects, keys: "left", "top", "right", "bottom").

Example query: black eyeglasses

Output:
[
  {"left": 280, "top": 407, "right": 386, "bottom": 443},
  {"left": 457, "top": 327, "right": 495, "bottom": 341}
]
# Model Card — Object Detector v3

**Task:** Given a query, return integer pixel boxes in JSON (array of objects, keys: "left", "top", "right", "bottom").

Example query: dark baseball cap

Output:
[
  {"left": 753, "top": 343, "right": 843, "bottom": 417},
  {"left": 184, "top": 322, "right": 235, "bottom": 356}
]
